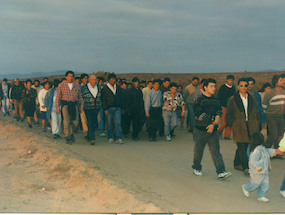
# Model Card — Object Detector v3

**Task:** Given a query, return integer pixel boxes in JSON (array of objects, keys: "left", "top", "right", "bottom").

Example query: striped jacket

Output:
[
  {"left": 262, "top": 88, "right": 285, "bottom": 115},
  {"left": 81, "top": 84, "right": 101, "bottom": 110}
]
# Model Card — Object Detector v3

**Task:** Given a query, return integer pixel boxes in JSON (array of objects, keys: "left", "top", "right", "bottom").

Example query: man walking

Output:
[
  {"left": 55, "top": 71, "right": 84, "bottom": 145},
  {"left": 0, "top": 78, "right": 11, "bottom": 116},
  {"left": 225, "top": 78, "right": 260, "bottom": 174},
  {"left": 192, "top": 78, "right": 231, "bottom": 180},
  {"left": 11, "top": 78, "right": 24, "bottom": 121}
]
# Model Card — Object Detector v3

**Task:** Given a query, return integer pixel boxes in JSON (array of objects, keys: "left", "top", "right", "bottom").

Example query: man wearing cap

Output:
[{"left": 217, "top": 75, "right": 236, "bottom": 139}]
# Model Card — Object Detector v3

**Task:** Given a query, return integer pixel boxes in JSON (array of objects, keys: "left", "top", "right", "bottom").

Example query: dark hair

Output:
[
  {"left": 200, "top": 79, "right": 206, "bottom": 85},
  {"left": 65, "top": 70, "right": 74, "bottom": 77},
  {"left": 281, "top": 73, "right": 285, "bottom": 78},
  {"left": 177, "top": 84, "right": 183, "bottom": 89},
  {"left": 34, "top": 79, "right": 40, "bottom": 84},
  {"left": 238, "top": 78, "right": 249, "bottom": 85},
  {"left": 203, "top": 78, "right": 216, "bottom": 91},
  {"left": 147, "top": 80, "right": 153, "bottom": 84},
  {"left": 247, "top": 77, "right": 255, "bottom": 84},
  {"left": 43, "top": 77, "right": 49, "bottom": 81},
  {"left": 169, "top": 82, "right": 178, "bottom": 88},
  {"left": 140, "top": 80, "right": 146, "bottom": 84},
  {"left": 250, "top": 132, "right": 265, "bottom": 152},
  {"left": 75, "top": 77, "right": 80, "bottom": 80},
  {"left": 43, "top": 81, "right": 50, "bottom": 87},
  {"left": 132, "top": 77, "right": 140, "bottom": 83},
  {"left": 192, "top": 77, "right": 200, "bottom": 81},
  {"left": 272, "top": 75, "right": 282, "bottom": 88},
  {"left": 97, "top": 77, "right": 104, "bottom": 82},
  {"left": 108, "top": 73, "right": 116, "bottom": 80},
  {"left": 163, "top": 78, "right": 171, "bottom": 82},
  {"left": 80, "top": 73, "right": 89, "bottom": 80},
  {"left": 53, "top": 79, "right": 60, "bottom": 88},
  {"left": 26, "top": 79, "right": 32, "bottom": 84},
  {"left": 121, "top": 81, "right": 127, "bottom": 85},
  {"left": 153, "top": 79, "right": 160, "bottom": 84},
  {"left": 259, "top": 83, "right": 272, "bottom": 92},
  {"left": 3, "top": 78, "right": 7, "bottom": 82},
  {"left": 226, "top": 75, "right": 235, "bottom": 80}
]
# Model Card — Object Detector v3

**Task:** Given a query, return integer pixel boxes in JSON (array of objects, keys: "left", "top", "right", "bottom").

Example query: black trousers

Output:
[{"left": 148, "top": 107, "right": 163, "bottom": 139}]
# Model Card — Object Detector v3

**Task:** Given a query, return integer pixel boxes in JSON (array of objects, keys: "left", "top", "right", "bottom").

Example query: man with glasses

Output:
[{"left": 225, "top": 78, "right": 260, "bottom": 175}]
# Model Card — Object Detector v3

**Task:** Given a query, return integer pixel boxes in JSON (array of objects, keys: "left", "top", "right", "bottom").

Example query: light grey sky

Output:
[{"left": 1, "top": 0, "right": 285, "bottom": 75}]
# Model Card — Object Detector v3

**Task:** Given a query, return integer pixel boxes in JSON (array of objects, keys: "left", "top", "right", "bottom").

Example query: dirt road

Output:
[{"left": 0, "top": 115, "right": 284, "bottom": 212}]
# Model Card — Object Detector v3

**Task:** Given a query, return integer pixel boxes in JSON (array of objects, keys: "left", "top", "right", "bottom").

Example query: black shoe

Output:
[
  {"left": 16, "top": 117, "right": 20, "bottom": 121},
  {"left": 66, "top": 138, "right": 72, "bottom": 145},
  {"left": 224, "top": 137, "right": 232, "bottom": 140},
  {"left": 53, "top": 134, "right": 58, "bottom": 139},
  {"left": 90, "top": 140, "right": 95, "bottom": 145},
  {"left": 70, "top": 134, "right": 75, "bottom": 142},
  {"left": 7, "top": 112, "right": 10, "bottom": 116},
  {"left": 28, "top": 124, "right": 32, "bottom": 128},
  {"left": 20, "top": 118, "right": 25, "bottom": 122}
]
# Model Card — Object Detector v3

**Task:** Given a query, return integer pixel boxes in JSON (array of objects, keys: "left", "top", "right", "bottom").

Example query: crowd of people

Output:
[{"left": 1, "top": 71, "right": 285, "bottom": 201}]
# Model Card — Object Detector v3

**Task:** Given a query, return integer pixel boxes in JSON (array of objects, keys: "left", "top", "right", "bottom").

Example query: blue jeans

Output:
[
  {"left": 192, "top": 128, "right": 226, "bottom": 174},
  {"left": 244, "top": 173, "right": 269, "bottom": 198},
  {"left": 2, "top": 96, "right": 10, "bottom": 115},
  {"left": 84, "top": 109, "right": 99, "bottom": 140},
  {"left": 281, "top": 174, "right": 285, "bottom": 191},
  {"left": 97, "top": 107, "right": 105, "bottom": 134},
  {"left": 163, "top": 110, "right": 177, "bottom": 136},
  {"left": 107, "top": 107, "right": 122, "bottom": 140},
  {"left": 186, "top": 103, "right": 195, "bottom": 131}
]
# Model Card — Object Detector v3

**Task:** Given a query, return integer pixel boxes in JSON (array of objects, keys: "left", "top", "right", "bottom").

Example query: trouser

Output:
[
  {"left": 13, "top": 100, "right": 24, "bottom": 119},
  {"left": 186, "top": 103, "right": 195, "bottom": 132},
  {"left": 80, "top": 111, "right": 88, "bottom": 132},
  {"left": 244, "top": 173, "right": 269, "bottom": 198},
  {"left": 218, "top": 106, "right": 232, "bottom": 138},
  {"left": 128, "top": 111, "right": 143, "bottom": 138},
  {"left": 192, "top": 128, "right": 226, "bottom": 174},
  {"left": 106, "top": 107, "right": 122, "bottom": 140},
  {"left": 148, "top": 107, "right": 163, "bottom": 139},
  {"left": 84, "top": 109, "right": 99, "bottom": 140},
  {"left": 121, "top": 112, "right": 131, "bottom": 136},
  {"left": 281, "top": 174, "right": 285, "bottom": 191},
  {"left": 51, "top": 110, "right": 61, "bottom": 135},
  {"left": 163, "top": 110, "right": 177, "bottom": 136},
  {"left": 97, "top": 107, "right": 105, "bottom": 134},
  {"left": 234, "top": 142, "right": 249, "bottom": 170},
  {"left": 2, "top": 96, "right": 10, "bottom": 114},
  {"left": 265, "top": 115, "right": 285, "bottom": 149},
  {"left": 62, "top": 105, "right": 79, "bottom": 138},
  {"left": 34, "top": 104, "right": 40, "bottom": 123}
]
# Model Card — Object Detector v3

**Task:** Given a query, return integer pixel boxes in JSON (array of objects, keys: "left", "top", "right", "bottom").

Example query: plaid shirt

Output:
[{"left": 55, "top": 81, "right": 83, "bottom": 111}]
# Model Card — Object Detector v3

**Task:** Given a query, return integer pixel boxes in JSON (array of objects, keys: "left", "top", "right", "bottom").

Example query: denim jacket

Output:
[
  {"left": 249, "top": 145, "right": 275, "bottom": 174},
  {"left": 45, "top": 88, "right": 55, "bottom": 122}
]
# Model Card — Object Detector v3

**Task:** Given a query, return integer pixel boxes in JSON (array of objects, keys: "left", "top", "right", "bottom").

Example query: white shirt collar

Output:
[
  {"left": 88, "top": 83, "right": 98, "bottom": 98},
  {"left": 226, "top": 84, "right": 233, "bottom": 88},
  {"left": 107, "top": 83, "right": 116, "bottom": 95}
]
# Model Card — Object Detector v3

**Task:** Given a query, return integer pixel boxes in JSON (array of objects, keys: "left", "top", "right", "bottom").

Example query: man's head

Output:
[
  {"left": 108, "top": 73, "right": 116, "bottom": 85},
  {"left": 226, "top": 75, "right": 234, "bottom": 86},
  {"left": 272, "top": 75, "right": 283, "bottom": 88},
  {"left": 97, "top": 77, "right": 104, "bottom": 86},
  {"left": 121, "top": 81, "right": 127, "bottom": 89},
  {"left": 203, "top": 79, "right": 216, "bottom": 95},
  {"left": 80, "top": 73, "right": 89, "bottom": 85},
  {"left": 147, "top": 81, "right": 153, "bottom": 89},
  {"left": 3, "top": 78, "right": 7, "bottom": 85},
  {"left": 34, "top": 79, "right": 40, "bottom": 87},
  {"left": 140, "top": 80, "right": 146, "bottom": 88},
  {"left": 65, "top": 71, "right": 75, "bottom": 83},
  {"left": 89, "top": 75, "right": 97, "bottom": 87},
  {"left": 43, "top": 81, "right": 50, "bottom": 90},
  {"left": 247, "top": 77, "right": 255, "bottom": 92},
  {"left": 237, "top": 78, "right": 249, "bottom": 94},
  {"left": 43, "top": 77, "right": 48, "bottom": 82},
  {"left": 25, "top": 79, "right": 32, "bottom": 89},
  {"left": 14, "top": 78, "right": 19, "bottom": 85},
  {"left": 132, "top": 77, "right": 140, "bottom": 88},
  {"left": 53, "top": 79, "right": 60, "bottom": 89},
  {"left": 169, "top": 83, "right": 177, "bottom": 94},
  {"left": 177, "top": 85, "right": 183, "bottom": 93},
  {"left": 192, "top": 77, "right": 200, "bottom": 86},
  {"left": 74, "top": 77, "right": 81, "bottom": 84},
  {"left": 152, "top": 79, "right": 160, "bottom": 91},
  {"left": 260, "top": 83, "right": 271, "bottom": 93},
  {"left": 163, "top": 78, "right": 171, "bottom": 88}
]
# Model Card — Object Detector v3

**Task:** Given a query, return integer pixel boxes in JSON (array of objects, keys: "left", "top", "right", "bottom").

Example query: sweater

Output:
[
  {"left": 194, "top": 94, "right": 223, "bottom": 132},
  {"left": 81, "top": 84, "right": 101, "bottom": 110},
  {"left": 183, "top": 84, "right": 199, "bottom": 104},
  {"left": 262, "top": 88, "right": 285, "bottom": 115},
  {"left": 217, "top": 84, "right": 236, "bottom": 107},
  {"left": 101, "top": 84, "right": 122, "bottom": 110}
]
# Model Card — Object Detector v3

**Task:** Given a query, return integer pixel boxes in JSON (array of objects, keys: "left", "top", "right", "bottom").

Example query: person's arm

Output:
[
  {"left": 262, "top": 90, "right": 271, "bottom": 112},
  {"left": 225, "top": 97, "right": 235, "bottom": 127},
  {"left": 145, "top": 91, "right": 151, "bottom": 117},
  {"left": 77, "top": 85, "right": 84, "bottom": 112},
  {"left": 55, "top": 85, "right": 62, "bottom": 114}
]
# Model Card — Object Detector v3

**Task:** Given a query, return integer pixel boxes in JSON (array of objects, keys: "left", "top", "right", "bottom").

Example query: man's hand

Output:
[
  {"left": 56, "top": 109, "right": 60, "bottom": 114},
  {"left": 181, "top": 111, "right": 185, "bottom": 117},
  {"left": 41, "top": 105, "right": 45, "bottom": 109},
  {"left": 275, "top": 148, "right": 284, "bottom": 155},
  {"left": 104, "top": 110, "right": 109, "bottom": 116},
  {"left": 146, "top": 112, "right": 150, "bottom": 118},
  {"left": 206, "top": 124, "right": 214, "bottom": 133},
  {"left": 80, "top": 108, "right": 84, "bottom": 113}
]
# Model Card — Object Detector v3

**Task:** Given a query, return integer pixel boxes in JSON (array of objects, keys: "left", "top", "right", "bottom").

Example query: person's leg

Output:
[
  {"left": 207, "top": 131, "right": 226, "bottom": 174},
  {"left": 80, "top": 111, "right": 88, "bottom": 133},
  {"left": 192, "top": 129, "right": 208, "bottom": 171},
  {"left": 107, "top": 107, "right": 115, "bottom": 140},
  {"left": 188, "top": 103, "right": 195, "bottom": 132},
  {"left": 163, "top": 110, "right": 171, "bottom": 137},
  {"left": 236, "top": 142, "right": 249, "bottom": 170},
  {"left": 19, "top": 100, "right": 24, "bottom": 120},
  {"left": 131, "top": 111, "right": 140, "bottom": 139},
  {"left": 85, "top": 109, "right": 95, "bottom": 140},
  {"left": 275, "top": 116, "right": 285, "bottom": 149},
  {"left": 186, "top": 104, "right": 191, "bottom": 131},
  {"left": 218, "top": 106, "right": 226, "bottom": 135},
  {"left": 14, "top": 100, "right": 19, "bottom": 119},
  {"left": 62, "top": 105, "right": 71, "bottom": 138},
  {"left": 170, "top": 111, "right": 177, "bottom": 135},
  {"left": 98, "top": 107, "right": 105, "bottom": 135},
  {"left": 51, "top": 111, "right": 57, "bottom": 135},
  {"left": 280, "top": 174, "right": 285, "bottom": 191},
  {"left": 265, "top": 115, "right": 278, "bottom": 148},
  {"left": 70, "top": 107, "right": 79, "bottom": 136},
  {"left": 6, "top": 97, "right": 11, "bottom": 115},
  {"left": 257, "top": 174, "right": 269, "bottom": 198},
  {"left": 114, "top": 107, "right": 122, "bottom": 140}
]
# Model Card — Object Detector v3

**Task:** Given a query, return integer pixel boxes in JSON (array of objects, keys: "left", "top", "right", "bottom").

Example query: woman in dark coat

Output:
[{"left": 22, "top": 79, "right": 37, "bottom": 128}]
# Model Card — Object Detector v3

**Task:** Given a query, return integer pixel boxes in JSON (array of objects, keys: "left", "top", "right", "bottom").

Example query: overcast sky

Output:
[{"left": 1, "top": 0, "right": 285, "bottom": 75}]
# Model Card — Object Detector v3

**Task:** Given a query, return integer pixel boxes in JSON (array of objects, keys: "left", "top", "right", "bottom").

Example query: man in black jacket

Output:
[
  {"left": 0, "top": 78, "right": 11, "bottom": 116},
  {"left": 126, "top": 77, "right": 144, "bottom": 141},
  {"left": 101, "top": 73, "right": 123, "bottom": 144},
  {"left": 11, "top": 78, "right": 24, "bottom": 121}
]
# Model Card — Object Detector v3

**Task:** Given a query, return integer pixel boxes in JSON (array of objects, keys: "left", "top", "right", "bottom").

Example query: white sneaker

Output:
[
  {"left": 100, "top": 133, "right": 106, "bottom": 137},
  {"left": 280, "top": 190, "right": 285, "bottom": 198},
  {"left": 166, "top": 136, "right": 172, "bottom": 141},
  {"left": 258, "top": 197, "right": 269, "bottom": 202},
  {"left": 242, "top": 184, "right": 249, "bottom": 197},
  {"left": 193, "top": 169, "right": 202, "bottom": 176},
  {"left": 108, "top": 138, "right": 114, "bottom": 144},
  {"left": 116, "top": 139, "right": 123, "bottom": 144},
  {"left": 218, "top": 171, "right": 232, "bottom": 180}
]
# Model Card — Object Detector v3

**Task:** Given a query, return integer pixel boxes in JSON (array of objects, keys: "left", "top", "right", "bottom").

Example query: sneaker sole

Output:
[
  {"left": 242, "top": 185, "right": 249, "bottom": 197},
  {"left": 219, "top": 172, "right": 232, "bottom": 180}
]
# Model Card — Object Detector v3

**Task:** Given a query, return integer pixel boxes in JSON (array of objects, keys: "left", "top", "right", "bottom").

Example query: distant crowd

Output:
[{"left": 1, "top": 71, "right": 285, "bottom": 201}]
